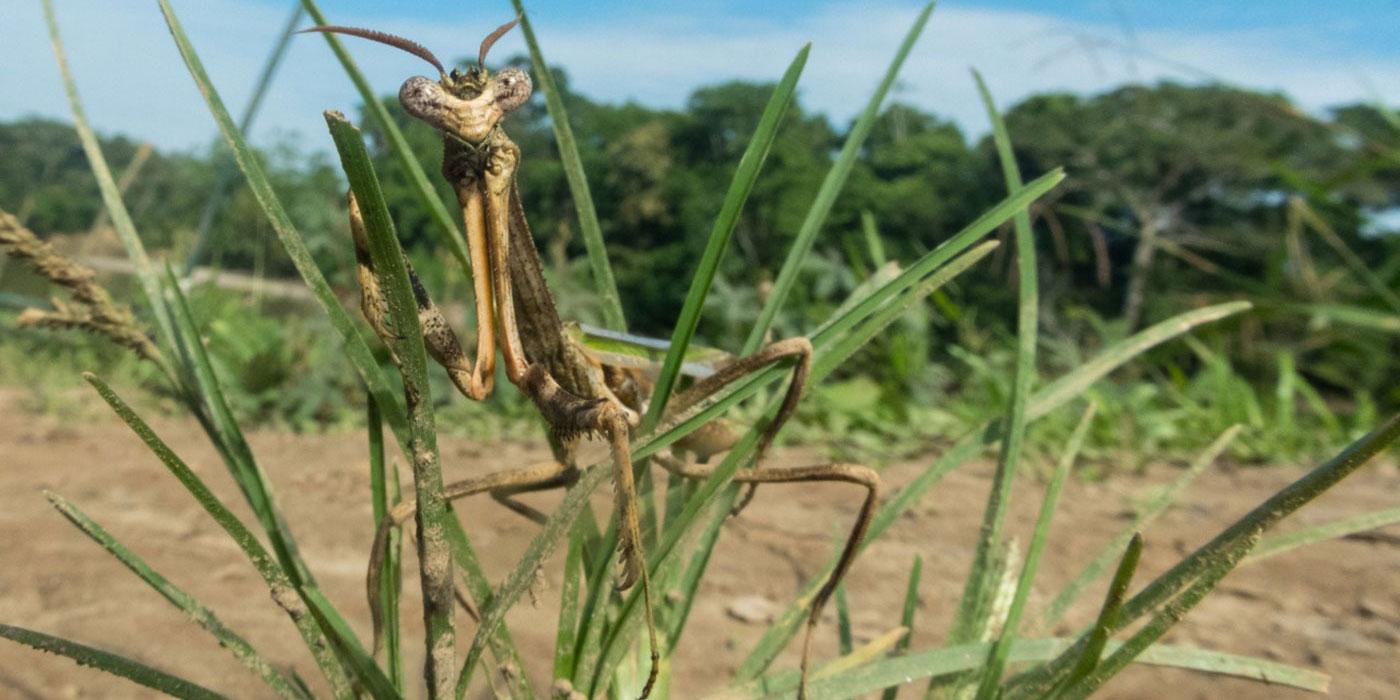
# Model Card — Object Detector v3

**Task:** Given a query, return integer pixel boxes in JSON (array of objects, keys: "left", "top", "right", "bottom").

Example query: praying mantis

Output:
[{"left": 309, "top": 19, "right": 878, "bottom": 699}]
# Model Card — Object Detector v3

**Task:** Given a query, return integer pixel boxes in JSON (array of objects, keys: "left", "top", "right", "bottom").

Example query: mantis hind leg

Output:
[
  {"left": 667, "top": 337, "right": 814, "bottom": 515},
  {"left": 655, "top": 456, "right": 879, "bottom": 700},
  {"left": 366, "top": 460, "right": 578, "bottom": 655}
]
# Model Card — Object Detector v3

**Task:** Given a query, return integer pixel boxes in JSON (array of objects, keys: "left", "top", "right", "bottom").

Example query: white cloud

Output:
[{"left": 2, "top": 0, "right": 1397, "bottom": 156}]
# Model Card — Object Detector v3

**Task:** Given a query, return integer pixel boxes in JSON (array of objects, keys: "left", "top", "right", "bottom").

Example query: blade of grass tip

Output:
[
  {"left": 1046, "top": 533, "right": 1144, "bottom": 698},
  {"left": 1010, "top": 413, "right": 1400, "bottom": 699},
  {"left": 975, "top": 402, "right": 1097, "bottom": 700},
  {"left": 737, "top": 301, "right": 1250, "bottom": 679},
  {"left": 43, "top": 0, "right": 180, "bottom": 385},
  {"left": 861, "top": 211, "right": 888, "bottom": 268},
  {"left": 717, "top": 637, "right": 1327, "bottom": 700},
  {"left": 297, "top": 0, "right": 467, "bottom": 270},
  {"left": 835, "top": 584, "right": 854, "bottom": 657},
  {"left": 325, "top": 112, "right": 456, "bottom": 698},
  {"left": 0, "top": 625, "right": 226, "bottom": 700},
  {"left": 641, "top": 43, "right": 809, "bottom": 430},
  {"left": 367, "top": 393, "right": 405, "bottom": 692},
  {"left": 878, "top": 554, "right": 923, "bottom": 700},
  {"left": 161, "top": 266, "right": 314, "bottom": 586},
  {"left": 743, "top": 1, "right": 936, "bottom": 354},
  {"left": 1041, "top": 424, "right": 1241, "bottom": 629},
  {"left": 45, "top": 492, "right": 304, "bottom": 700},
  {"left": 300, "top": 586, "right": 401, "bottom": 699},
  {"left": 153, "top": 0, "right": 411, "bottom": 450},
  {"left": 510, "top": 0, "right": 626, "bottom": 331},
  {"left": 185, "top": 3, "right": 304, "bottom": 275},
  {"left": 82, "top": 373, "right": 352, "bottom": 698},
  {"left": 947, "top": 69, "right": 1041, "bottom": 663},
  {"left": 1247, "top": 506, "right": 1400, "bottom": 563}
]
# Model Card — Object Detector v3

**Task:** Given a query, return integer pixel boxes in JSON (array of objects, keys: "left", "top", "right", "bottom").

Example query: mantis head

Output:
[{"left": 302, "top": 17, "right": 532, "bottom": 145}]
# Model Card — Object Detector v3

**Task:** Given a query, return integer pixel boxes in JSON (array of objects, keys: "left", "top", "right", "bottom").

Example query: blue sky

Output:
[{"left": 3, "top": 1, "right": 1398, "bottom": 156}]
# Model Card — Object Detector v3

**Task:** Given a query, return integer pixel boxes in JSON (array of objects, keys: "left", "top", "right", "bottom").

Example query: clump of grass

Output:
[{"left": 2, "top": 2, "right": 1398, "bottom": 700}]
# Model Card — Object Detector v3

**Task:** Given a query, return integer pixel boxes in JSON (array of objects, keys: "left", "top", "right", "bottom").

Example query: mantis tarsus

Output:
[{"left": 310, "top": 19, "right": 878, "bottom": 699}]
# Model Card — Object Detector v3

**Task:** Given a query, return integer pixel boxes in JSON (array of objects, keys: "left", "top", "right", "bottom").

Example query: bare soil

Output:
[{"left": 1, "top": 387, "right": 1396, "bottom": 699}]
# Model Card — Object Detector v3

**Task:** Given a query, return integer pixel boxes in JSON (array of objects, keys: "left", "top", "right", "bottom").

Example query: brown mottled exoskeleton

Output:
[{"left": 307, "top": 19, "right": 877, "bottom": 699}]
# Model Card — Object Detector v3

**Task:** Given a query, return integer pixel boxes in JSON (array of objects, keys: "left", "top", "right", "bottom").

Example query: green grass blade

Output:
[
  {"left": 185, "top": 3, "right": 304, "bottom": 274},
  {"left": 45, "top": 492, "right": 304, "bottom": 700},
  {"left": 835, "top": 584, "right": 854, "bottom": 656},
  {"left": 298, "top": 0, "right": 467, "bottom": 270},
  {"left": 861, "top": 211, "right": 888, "bottom": 268},
  {"left": 510, "top": 0, "right": 626, "bottom": 330},
  {"left": 976, "top": 402, "right": 1097, "bottom": 699},
  {"left": 1247, "top": 506, "right": 1400, "bottom": 563},
  {"left": 1009, "top": 413, "right": 1400, "bottom": 698},
  {"left": 1051, "top": 533, "right": 1144, "bottom": 698},
  {"left": 879, "top": 555, "right": 924, "bottom": 700},
  {"left": 82, "top": 373, "right": 352, "bottom": 698},
  {"left": 367, "top": 393, "right": 405, "bottom": 692},
  {"left": 154, "top": 0, "right": 411, "bottom": 449},
  {"left": 743, "top": 0, "right": 936, "bottom": 354},
  {"left": 161, "top": 267, "right": 313, "bottom": 586},
  {"left": 716, "top": 637, "right": 1328, "bottom": 699},
  {"left": 1299, "top": 303, "right": 1400, "bottom": 333},
  {"left": 1041, "top": 425, "right": 1241, "bottom": 628},
  {"left": 43, "top": 0, "right": 180, "bottom": 385},
  {"left": 553, "top": 522, "right": 587, "bottom": 679},
  {"left": 1292, "top": 197, "right": 1400, "bottom": 312},
  {"left": 738, "top": 301, "right": 1250, "bottom": 679},
  {"left": 642, "top": 44, "right": 810, "bottom": 430},
  {"left": 300, "top": 586, "right": 401, "bottom": 699},
  {"left": 325, "top": 112, "right": 456, "bottom": 697},
  {"left": 0, "top": 624, "right": 226, "bottom": 700},
  {"left": 950, "top": 67, "right": 1041, "bottom": 660}
]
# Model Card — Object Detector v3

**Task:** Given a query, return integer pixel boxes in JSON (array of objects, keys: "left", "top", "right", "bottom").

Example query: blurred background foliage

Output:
[{"left": 2, "top": 55, "right": 1397, "bottom": 468}]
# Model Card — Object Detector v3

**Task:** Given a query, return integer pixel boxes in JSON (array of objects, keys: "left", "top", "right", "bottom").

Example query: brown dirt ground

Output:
[{"left": 1, "top": 387, "right": 1397, "bottom": 699}]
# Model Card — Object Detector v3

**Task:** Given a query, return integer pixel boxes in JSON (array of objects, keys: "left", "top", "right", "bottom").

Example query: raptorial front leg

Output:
[
  {"left": 348, "top": 190, "right": 493, "bottom": 399},
  {"left": 655, "top": 455, "right": 879, "bottom": 700}
]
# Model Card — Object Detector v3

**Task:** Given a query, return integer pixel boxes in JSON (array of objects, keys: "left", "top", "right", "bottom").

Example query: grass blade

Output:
[
  {"left": 1008, "top": 413, "right": 1400, "bottom": 698},
  {"left": 743, "top": 0, "right": 936, "bottom": 353},
  {"left": 976, "top": 402, "right": 1097, "bottom": 699},
  {"left": 325, "top": 112, "right": 456, "bottom": 697},
  {"left": 1041, "top": 425, "right": 1241, "bottom": 628},
  {"left": 300, "top": 586, "right": 401, "bottom": 699},
  {"left": 153, "top": 0, "right": 411, "bottom": 450},
  {"left": 0, "top": 624, "right": 225, "bottom": 700},
  {"left": 950, "top": 68, "right": 1041, "bottom": 664},
  {"left": 553, "top": 522, "right": 587, "bottom": 679},
  {"left": 1247, "top": 506, "right": 1400, "bottom": 563},
  {"left": 878, "top": 555, "right": 923, "bottom": 700},
  {"left": 297, "top": 0, "right": 467, "bottom": 271},
  {"left": 1051, "top": 533, "right": 1144, "bottom": 697},
  {"left": 161, "top": 267, "right": 314, "bottom": 586},
  {"left": 716, "top": 637, "right": 1328, "bottom": 699},
  {"left": 45, "top": 492, "right": 304, "bottom": 700},
  {"left": 43, "top": 0, "right": 180, "bottom": 385},
  {"left": 737, "top": 301, "right": 1250, "bottom": 679},
  {"left": 367, "top": 393, "right": 405, "bottom": 692},
  {"left": 835, "top": 584, "right": 854, "bottom": 656},
  {"left": 83, "top": 373, "right": 352, "bottom": 697},
  {"left": 510, "top": 0, "right": 627, "bottom": 330},
  {"left": 642, "top": 43, "right": 810, "bottom": 430},
  {"left": 185, "top": 3, "right": 304, "bottom": 274}
]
